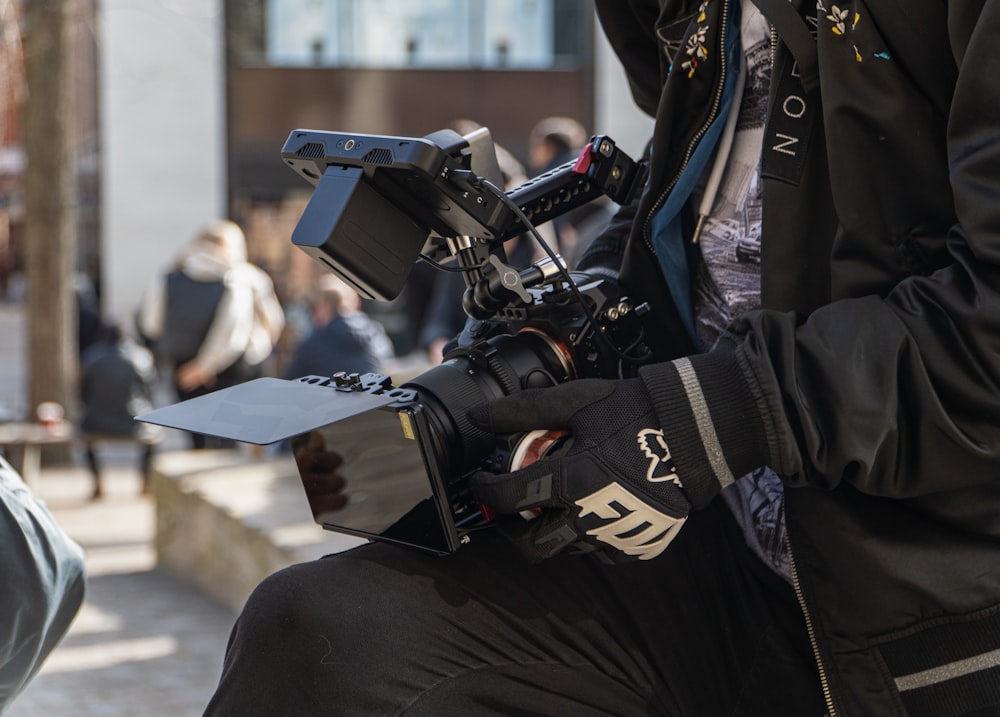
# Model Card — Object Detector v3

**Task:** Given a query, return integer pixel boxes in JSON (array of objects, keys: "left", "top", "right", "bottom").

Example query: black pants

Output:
[{"left": 204, "top": 500, "right": 827, "bottom": 716}]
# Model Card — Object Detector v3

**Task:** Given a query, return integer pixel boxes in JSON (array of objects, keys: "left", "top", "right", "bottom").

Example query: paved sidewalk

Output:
[
  {"left": 5, "top": 445, "right": 238, "bottom": 716},
  {"left": 1, "top": 302, "right": 240, "bottom": 715}
]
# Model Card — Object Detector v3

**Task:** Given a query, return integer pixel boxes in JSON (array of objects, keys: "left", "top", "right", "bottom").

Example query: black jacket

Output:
[
  {"left": 282, "top": 312, "right": 393, "bottom": 382},
  {"left": 588, "top": 0, "right": 1000, "bottom": 714},
  {"left": 80, "top": 338, "right": 157, "bottom": 437}
]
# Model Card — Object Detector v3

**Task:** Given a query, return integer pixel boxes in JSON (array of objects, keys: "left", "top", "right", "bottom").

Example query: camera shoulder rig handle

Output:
[{"left": 497, "top": 135, "right": 646, "bottom": 244}]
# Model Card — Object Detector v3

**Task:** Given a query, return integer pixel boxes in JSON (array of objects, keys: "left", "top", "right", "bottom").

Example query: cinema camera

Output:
[{"left": 139, "top": 126, "right": 652, "bottom": 555}]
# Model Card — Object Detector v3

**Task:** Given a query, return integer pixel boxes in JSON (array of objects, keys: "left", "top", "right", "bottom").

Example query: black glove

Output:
[{"left": 467, "top": 378, "right": 693, "bottom": 563}]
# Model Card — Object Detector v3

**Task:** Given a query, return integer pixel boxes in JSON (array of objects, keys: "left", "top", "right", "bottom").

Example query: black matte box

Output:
[{"left": 292, "top": 165, "right": 427, "bottom": 301}]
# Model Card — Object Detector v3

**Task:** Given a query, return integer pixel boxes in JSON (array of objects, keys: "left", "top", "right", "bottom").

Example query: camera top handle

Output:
[
  {"left": 436, "top": 135, "right": 647, "bottom": 318},
  {"left": 502, "top": 135, "right": 644, "bottom": 241}
]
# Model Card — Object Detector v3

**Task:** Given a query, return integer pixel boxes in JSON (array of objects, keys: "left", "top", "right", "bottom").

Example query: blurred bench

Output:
[
  {"left": 0, "top": 421, "right": 159, "bottom": 496},
  {"left": 0, "top": 422, "right": 76, "bottom": 485}
]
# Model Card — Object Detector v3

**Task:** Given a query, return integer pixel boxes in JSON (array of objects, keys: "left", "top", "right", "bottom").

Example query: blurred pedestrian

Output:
[
  {"left": 527, "top": 116, "right": 588, "bottom": 175},
  {"left": 282, "top": 275, "right": 393, "bottom": 381},
  {"left": 136, "top": 220, "right": 283, "bottom": 448},
  {"left": 76, "top": 272, "right": 105, "bottom": 357},
  {"left": 78, "top": 321, "right": 161, "bottom": 499}
]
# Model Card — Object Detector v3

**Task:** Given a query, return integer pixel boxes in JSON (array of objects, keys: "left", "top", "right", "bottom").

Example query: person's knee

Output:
[
  {"left": 235, "top": 553, "right": 393, "bottom": 646},
  {"left": 218, "top": 553, "right": 404, "bottom": 698},
  {"left": 238, "top": 561, "right": 333, "bottom": 638}
]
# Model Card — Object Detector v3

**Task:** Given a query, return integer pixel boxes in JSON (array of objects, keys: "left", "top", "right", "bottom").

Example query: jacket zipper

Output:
[
  {"left": 642, "top": 0, "right": 732, "bottom": 253},
  {"left": 771, "top": 17, "right": 836, "bottom": 711},
  {"left": 642, "top": 8, "right": 838, "bottom": 713},
  {"left": 787, "top": 532, "right": 838, "bottom": 716}
]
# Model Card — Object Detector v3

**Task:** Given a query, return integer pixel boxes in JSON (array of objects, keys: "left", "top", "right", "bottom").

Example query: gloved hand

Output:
[{"left": 467, "top": 377, "right": 694, "bottom": 563}]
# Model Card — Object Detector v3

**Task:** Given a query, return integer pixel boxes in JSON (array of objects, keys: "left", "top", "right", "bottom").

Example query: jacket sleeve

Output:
[
  {"left": 192, "top": 274, "right": 256, "bottom": 375},
  {"left": 639, "top": 3, "right": 1000, "bottom": 501},
  {"left": 0, "top": 458, "right": 86, "bottom": 708},
  {"left": 250, "top": 266, "right": 286, "bottom": 347},
  {"left": 135, "top": 271, "right": 166, "bottom": 344}
]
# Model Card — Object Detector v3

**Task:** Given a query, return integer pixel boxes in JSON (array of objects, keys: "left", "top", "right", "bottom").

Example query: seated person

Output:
[
  {"left": 282, "top": 276, "right": 394, "bottom": 380},
  {"left": 79, "top": 321, "right": 161, "bottom": 499}
]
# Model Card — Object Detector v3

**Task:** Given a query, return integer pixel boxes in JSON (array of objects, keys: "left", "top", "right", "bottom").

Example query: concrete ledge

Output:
[{"left": 151, "top": 449, "right": 365, "bottom": 613}]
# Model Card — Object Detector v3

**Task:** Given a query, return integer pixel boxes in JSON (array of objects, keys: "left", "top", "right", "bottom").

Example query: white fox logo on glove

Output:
[
  {"left": 637, "top": 428, "right": 682, "bottom": 486},
  {"left": 570, "top": 427, "right": 687, "bottom": 560}
]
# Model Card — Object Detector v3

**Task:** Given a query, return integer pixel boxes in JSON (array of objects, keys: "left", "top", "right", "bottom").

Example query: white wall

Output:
[
  {"left": 592, "top": 15, "right": 655, "bottom": 163},
  {"left": 99, "top": 0, "right": 225, "bottom": 324}
]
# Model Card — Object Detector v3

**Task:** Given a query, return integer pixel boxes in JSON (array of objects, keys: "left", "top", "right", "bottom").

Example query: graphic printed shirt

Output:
[{"left": 690, "top": 2, "right": 791, "bottom": 581}]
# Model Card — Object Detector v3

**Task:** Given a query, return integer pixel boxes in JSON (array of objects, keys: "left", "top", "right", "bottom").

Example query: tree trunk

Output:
[{"left": 23, "top": 0, "right": 77, "bottom": 439}]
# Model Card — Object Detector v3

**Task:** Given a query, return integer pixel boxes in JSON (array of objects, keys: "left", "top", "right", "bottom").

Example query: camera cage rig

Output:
[{"left": 280, "top": 126, "right": 645, "bottom": 311}]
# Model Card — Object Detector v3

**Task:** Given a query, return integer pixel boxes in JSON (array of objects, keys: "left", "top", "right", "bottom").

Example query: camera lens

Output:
[{"left": 402, "top": 331, "right": 570, "bottom": 480}]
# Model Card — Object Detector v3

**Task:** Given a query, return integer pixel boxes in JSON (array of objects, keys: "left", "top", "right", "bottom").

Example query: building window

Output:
[{"left": 228, "top": 0, "right": 589, "bottom": 69}]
